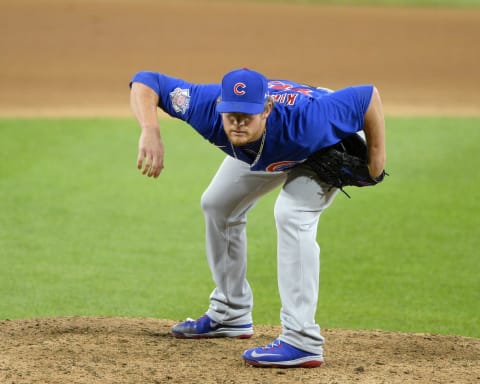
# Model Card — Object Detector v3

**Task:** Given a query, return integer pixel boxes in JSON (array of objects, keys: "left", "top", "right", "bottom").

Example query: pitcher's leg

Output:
[
  {"left": 274, "top": 167, "right": 338, "bottom": 354},
  {"left": 201, "top": 156, "right": 286, "bottom": 325}
]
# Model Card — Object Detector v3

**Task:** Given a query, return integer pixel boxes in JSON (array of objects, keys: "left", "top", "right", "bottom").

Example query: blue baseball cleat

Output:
[
  {"left": 172, "top": 314, "right": 253, "bottom": 339},
  {"left": 243, "top": 339, "right": 323, "bottom": 368}
]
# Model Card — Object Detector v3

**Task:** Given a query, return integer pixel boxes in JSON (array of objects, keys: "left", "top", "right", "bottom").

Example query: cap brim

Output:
[{"left": 216, "top": 101, "right": 265, "bottom": 114}]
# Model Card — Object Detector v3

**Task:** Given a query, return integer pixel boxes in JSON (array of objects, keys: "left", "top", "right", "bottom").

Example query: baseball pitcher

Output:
[{"left": 129, "top": 68, "right": 387, "bottom": 368}]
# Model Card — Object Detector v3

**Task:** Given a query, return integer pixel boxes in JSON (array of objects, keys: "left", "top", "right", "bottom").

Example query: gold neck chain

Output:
[{"left": 230, "top": 128, "right": 267, "bottom": 168}]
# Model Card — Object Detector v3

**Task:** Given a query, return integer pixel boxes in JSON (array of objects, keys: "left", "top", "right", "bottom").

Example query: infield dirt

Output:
[
  {"left": 1, "top": 1, "right": 479, "bottom": 383},
  {"left": 1, "top": 317, "right": 479, "bottom": 384}
]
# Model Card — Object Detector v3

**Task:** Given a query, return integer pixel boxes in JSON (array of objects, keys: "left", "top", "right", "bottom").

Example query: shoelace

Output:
[
  {"left": 262, "top": 339, "right": 282, "bottom": 351},
  {"left": 184, "top": 315, "right": 210, "bottom": 328}
]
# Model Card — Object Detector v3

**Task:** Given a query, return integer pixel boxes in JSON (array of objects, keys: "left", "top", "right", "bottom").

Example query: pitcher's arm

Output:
[
  {"left": 130, "top": 82, "right": 164, "bottom": 178},
  {"left": 363, "top": 86, "right": 386, "bottom": 179}
]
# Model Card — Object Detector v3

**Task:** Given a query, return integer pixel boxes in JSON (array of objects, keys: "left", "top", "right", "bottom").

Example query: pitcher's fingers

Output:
[
  {"left": 137, "top": 149, "right": 146, "bottom": 170},
  {"left": 149, "top": 157, "right": 163, "bottom": 178},
  {"left": 151, "top": 164, "right": 163, "bottom": 178},
  {"left": 142, "top": 160, "right": 152, "bottom": 175}
]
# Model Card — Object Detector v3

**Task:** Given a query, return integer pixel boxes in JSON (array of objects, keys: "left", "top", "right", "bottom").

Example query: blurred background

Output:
[
  {"left": 1, "top": 0, "right": 479, "bottom": 337},
  {"left": 1, "top": 0, "right": 479, "bottom": 117}
]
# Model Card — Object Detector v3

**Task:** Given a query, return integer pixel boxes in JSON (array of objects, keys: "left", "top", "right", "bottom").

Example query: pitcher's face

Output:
[{"left": 222, "top": 104, "right": 271, "bottom": 146}]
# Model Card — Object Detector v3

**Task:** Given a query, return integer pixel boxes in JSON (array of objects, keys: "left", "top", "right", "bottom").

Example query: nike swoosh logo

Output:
[
  {"left": 210, "top": 321, "right": 218, "bottom": 328},
  {"left": 251, "top": 351, "right": 282, "bottom": 358}
]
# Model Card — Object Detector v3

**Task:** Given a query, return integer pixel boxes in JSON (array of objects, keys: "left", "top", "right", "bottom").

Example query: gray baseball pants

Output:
[{"left": 202, "top": 156, "right": 338, "bottom": 354}]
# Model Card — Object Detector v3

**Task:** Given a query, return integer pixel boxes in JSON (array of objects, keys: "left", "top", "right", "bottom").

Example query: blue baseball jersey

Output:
[{"left": 131, "top": 71, "right": 373, "bottom": 172}]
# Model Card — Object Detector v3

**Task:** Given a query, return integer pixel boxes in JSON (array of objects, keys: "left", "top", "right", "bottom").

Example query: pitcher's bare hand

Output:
[
  {"left": 137, "top": 129, "right": 164, "bottom": 178},
  {"left": 130, "top": 82, "right": 164, "bottom": 178}
]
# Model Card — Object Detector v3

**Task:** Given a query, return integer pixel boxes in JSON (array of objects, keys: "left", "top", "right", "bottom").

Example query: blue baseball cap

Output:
[{"left": 216, "top": 68, "right": 269, "bottom": 114}]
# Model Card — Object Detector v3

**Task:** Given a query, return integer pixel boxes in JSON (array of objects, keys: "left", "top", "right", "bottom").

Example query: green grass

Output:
[{"left": 0, "top": 117, "right": 479, "bottom": 338}]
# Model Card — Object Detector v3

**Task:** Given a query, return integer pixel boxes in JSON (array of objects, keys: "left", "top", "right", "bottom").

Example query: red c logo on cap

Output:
[{"left": 233, "top": 82, "right": 246, "bottom": 95}]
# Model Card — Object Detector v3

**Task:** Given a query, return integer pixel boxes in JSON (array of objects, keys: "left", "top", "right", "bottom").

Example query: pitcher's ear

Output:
[{"left": 262, "top": 99, "right": 274, "bottom": 118}]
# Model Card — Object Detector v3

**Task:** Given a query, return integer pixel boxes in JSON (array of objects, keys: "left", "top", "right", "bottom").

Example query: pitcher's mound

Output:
[{"left": 0, "top": 317, "right": 478, "bottom": 383}]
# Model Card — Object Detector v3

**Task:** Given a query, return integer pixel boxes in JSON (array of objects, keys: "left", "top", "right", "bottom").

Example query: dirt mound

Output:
[{"left": 1, "top": 317, "right": 478, "bottom": 383}]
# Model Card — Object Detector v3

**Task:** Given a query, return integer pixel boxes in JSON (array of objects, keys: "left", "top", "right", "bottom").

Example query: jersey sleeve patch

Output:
[{"left": 169, "top": 87, "right": 191, "bottom": 115}]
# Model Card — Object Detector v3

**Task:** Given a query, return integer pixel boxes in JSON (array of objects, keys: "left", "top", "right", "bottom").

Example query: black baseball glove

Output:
[{"left": 302, "top": 133, "right": 387, "bottom": 198}]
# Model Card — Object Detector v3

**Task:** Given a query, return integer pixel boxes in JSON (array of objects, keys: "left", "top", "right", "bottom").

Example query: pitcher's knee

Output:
[
  {"left": 201, "top": 190, "right": 223, "bottom": 217},
  {"left": 201, "top": 190, "right": 240, "bottom": 223},
  {"left": 274, "top": 201, "right": 296, "bottom": 227},
  {"left": 274, "top": 200, "right": 321, "bottom": 231}
]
